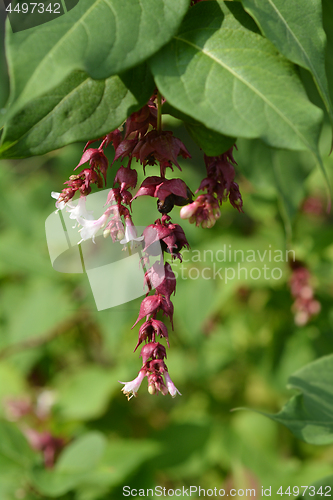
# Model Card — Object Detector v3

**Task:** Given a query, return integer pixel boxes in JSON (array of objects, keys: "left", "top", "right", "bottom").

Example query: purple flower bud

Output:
[
  {"left": 132, "top": 176, "right": 188, "bottom": 203},
  {"left": 131, "top": 130, "right": 191, "bottom": 170},
  {"left": 140, "top": 342, "right": 166, "bottom": 364},
  {"left": 114, "top": 165, "right": 138, "bottom": 191},
  {"left": 229, "top": 182, "right": 244, "bottom": 212},
  {"left": 75, "top": 148, "right": 109, "bottom": 186}
]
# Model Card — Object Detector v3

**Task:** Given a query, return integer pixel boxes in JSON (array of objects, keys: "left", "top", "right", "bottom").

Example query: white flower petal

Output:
[
  {"left": 119, "top": 371, "right": 146, "bottom": 400},
  {"left": 77, "top": 213, "right": 110, "bottom": 244},
  {"left": 51, "top": 191, "right": 66, "bottom": 211},
  {"left": 67, "top": 197, "right": 94, "bottom": 221},
  {"left": 164, "top": 372, "right": 181, "bottom": 398},
  {"left": 120, "top": 225, "right": 144, "bottom": 245}
]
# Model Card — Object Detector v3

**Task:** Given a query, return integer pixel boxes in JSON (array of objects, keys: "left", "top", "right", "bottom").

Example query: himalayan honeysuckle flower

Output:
[
  {"left": 67, "top": 197, "right": 94, "bottom": 222},
  {"left": 164, "top": 371, "right": 182, "bottom": 398},
  {"left": 119, "top": 369, "right": 147, "bottom": 400},
  {"left": 52, "top": 89, "right": 243, "bottom": 400},
  {"left": 180, "top": 194, "right": 221, "bottom": 229},
  {"left": 51, "top": 193, "right": 94, "bottom": 224},
  {"left": 120, "top": 216, "right": 144, "bottom": 249},
  {"left": 77, "top": 207, "right": 113, "bottom": 244},
  {"left": 51, "top": 191, "right": 67, "bottom": 211}
]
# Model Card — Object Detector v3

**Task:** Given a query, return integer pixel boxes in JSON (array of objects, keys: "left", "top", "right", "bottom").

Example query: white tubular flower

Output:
[
  {"left": 51, "top": 192, "right": 67, "bottom": 211},
  {"left": 164, "top": 372, "right": 181, "bottom": 398},
  {"left": 77, "top": 210, "right": 111, "bottom": 244},
  {"left": 119, "top": 370, "right": 147, "bottom": 400},
  {"left": 120, "top": 218, "right": 144, "bottom": 249},
  {"left": 66, "top": 197, "right": 94, "bottom": 226}
]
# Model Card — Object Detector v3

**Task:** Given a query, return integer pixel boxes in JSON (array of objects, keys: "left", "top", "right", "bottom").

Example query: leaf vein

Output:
[{"left": 174, "top": 35, "right": 313, "bottom": 152}]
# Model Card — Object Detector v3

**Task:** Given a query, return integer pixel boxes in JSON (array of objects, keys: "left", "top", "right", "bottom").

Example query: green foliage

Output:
[
  {"left": 149, "top": 2, "right": 323, "bottom": 155},
  {"left": 235, "top": 138, "right": 317, "bottom": 239},
  {"left": 163, "top": 102, "right": 236, "bottom": 156},
  {"left": 0, "top": 65, "right": 154, "bottom": 158},
  {"left": 300, "top": 476, "right": 333, "bottom": 499},
  {"left": 262, "top": 354, "right": 333, "bottom": 445},
  {"left": 53, "top": 366, "right": 121, "bottom": 421},
  {"left": 0, "top": 0, "right": 333, "bottom": 498},
  {"left": 29, "top": 434, "right": 159, "bottom": 497},
  {"left": 241, "top": 0, "right": 333, "bottom": 128},
  {"left": 1, "top": 0, "right": 189, "bottom": 127}
]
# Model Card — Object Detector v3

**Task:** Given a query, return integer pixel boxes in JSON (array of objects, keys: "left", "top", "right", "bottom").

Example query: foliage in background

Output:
[{"left": 0, "top": 0, "right": 333, "bottom": 498}]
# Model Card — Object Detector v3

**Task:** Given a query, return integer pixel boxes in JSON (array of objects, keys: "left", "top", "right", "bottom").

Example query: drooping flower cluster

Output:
[
  {"left": 52, "top": 90, "right": 244, "bottom": 399},
  {"left": 56, "top": 132, "right": 121, "bottom": 205},
  {"left": 180, "top": 149, "right": 243, "bottom": 228},
  {"left": 289, "top": 261, "right": 321, "bottom": 326}
]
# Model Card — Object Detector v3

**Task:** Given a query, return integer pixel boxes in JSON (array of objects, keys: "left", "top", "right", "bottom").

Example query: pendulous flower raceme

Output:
[
  {"left": 180, "top": 150, "right": 243, "bottom": 228},
  {"left": 52, "top": 90, "right": 244, "bottom": 399}
]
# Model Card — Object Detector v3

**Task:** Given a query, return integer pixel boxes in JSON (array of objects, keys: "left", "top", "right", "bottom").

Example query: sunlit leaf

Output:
[
  {"left": 0, "top": 64, "right": 154, "bottom": 158},
  {"left": 260, "top": 355, "right": 333, "bottom": 445},
  {"left": 150, "top": 2, "right": 323, "bottom": 154},
  {"left": 53, "top": 366, "right": 119, "bottom": 420},
  {"left": 1, "top": 0, "right": 189, "bottom": 126},
  {"left": 241, "top": 0, "right": 333, "bottom": 129}
]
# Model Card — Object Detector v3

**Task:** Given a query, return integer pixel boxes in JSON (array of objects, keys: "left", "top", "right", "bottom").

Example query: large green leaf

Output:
[
  {"left": 0, "top": 420, "right": 35, "bottom": 469},
  {"left": 1, "top": 0, "right": 189, "bottom": 126},
  {"left": 53, "top": 366, "right": 120, "bottom": 421},
  {"left": 300, "top": 475, "right": 333, "bottom": 500},
  {"left": 241, "top": 0, "right": 333, "bottom": 128},
  {"left": 0, "top": 64, "right": 154, "bottom": 159},
  {"left": 56, "top": 432, "right": 107, "bottom": 473},
  {"left": 30, "top": 437, "right": 159, "bottom": 497},
  {"left": 261, "top": 355, "right": 333, "bottom": 445},
  {"left": 29, "top": 432, "right": 107, "bottom": 497},
  {"left": 149, "top": 2, "right": 323, "bottom": 155}
]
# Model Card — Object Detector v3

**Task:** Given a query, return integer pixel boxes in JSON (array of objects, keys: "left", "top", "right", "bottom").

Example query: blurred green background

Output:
[{"left": 1, "top": 3, "right": 333, "bottom": 500}]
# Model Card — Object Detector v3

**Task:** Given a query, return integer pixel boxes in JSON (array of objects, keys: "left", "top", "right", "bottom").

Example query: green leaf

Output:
[
  {"left": 0, "top": 363, "right": 27, "bottom": 415},
  {"left": 30, "top": 438, "right": 159, "bottom": 497},
  {"left": 149, "top": 2, "right": 323, "bottom": 154},
  {"left": 53, "top": 366, "right": 119, "bottom": 421},
  {"left": 260, "top": 354, "right": 333, "bottom": 445},
  {"left": 163, "top": 102, "right": 236, "bottom": 156},
  {"left": 57, "top": 432, "right": 107, "bottom": 473},
  {"left": 2, "top": 0, "right": 190, "bottom": 126},
  {"left": 6, "top": 280, "right": 74, "bottom": 347},
  {"left": 300, "top": 475, "right": 333, "bottom": 499},
  {"left": 0, "top": 420, "right": 35, "bottom": 469},
  {"left": 0, "top": 64, "right": 154, "bottom": 159},
  {"left": 89, "top": 440, "right": 160, "bottom": 487},
  {"left": 241, "top": 0, "right": 333, "bottom": 130},
  {"left": 30, "top": 432, "right": 107, "bottom": 497},
  {"left": 30, "top": 467, "right": 88, "bottom": 497}
]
